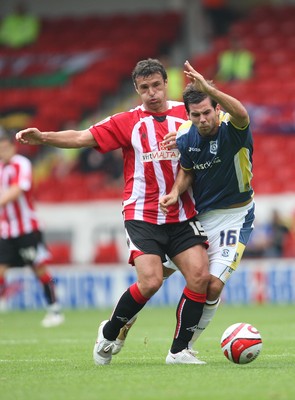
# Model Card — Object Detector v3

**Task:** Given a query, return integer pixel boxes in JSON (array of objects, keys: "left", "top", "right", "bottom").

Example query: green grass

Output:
[{"left": 0, "top": 304, "right": 294, "bottom": 400}]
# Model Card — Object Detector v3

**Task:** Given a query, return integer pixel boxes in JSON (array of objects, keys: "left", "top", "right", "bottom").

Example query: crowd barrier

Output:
[{"left": 4, "top": 259, "right": 295, "bottom": 310}]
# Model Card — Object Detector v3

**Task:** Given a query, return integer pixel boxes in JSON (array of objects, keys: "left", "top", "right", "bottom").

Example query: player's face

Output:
[
  {"left": 134, "top": 73, "right": 168, "bottom": 113},
  {"left": 0, "top": 140, "right": 15, "bottom": 162},
  {"left": 188, "top": 98, "right": 220, "bottom": 137}
]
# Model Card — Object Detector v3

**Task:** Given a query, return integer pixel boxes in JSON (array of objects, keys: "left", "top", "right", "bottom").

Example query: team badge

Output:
[
  {"left": 209, "top": 140, "right": 218, "bottom": 155},
  {"left": 222, "top": 249, "right": 229, "bottom": 257}
]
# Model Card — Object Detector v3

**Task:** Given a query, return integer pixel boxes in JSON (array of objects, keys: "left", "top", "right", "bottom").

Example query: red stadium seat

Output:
[
  {"left": 93, "top": 241, "right": 120, "bottom": 264},
  {"left": 47, "top": 242, "right": 71, "bottom": 264}
]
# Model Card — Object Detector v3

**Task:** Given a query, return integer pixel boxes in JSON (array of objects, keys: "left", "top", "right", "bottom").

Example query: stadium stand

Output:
[
  {"left": 0, "top": 11, "right": 182, "bottom": 130},
  {"left": 47, "top": 242, "right": 72, "bottom": 264},
  {"left": 1, "top": 4, "right": 294, "bottom": 203},
  {"left": 192, "top": 4, "right": 295, "bottom": 198}
]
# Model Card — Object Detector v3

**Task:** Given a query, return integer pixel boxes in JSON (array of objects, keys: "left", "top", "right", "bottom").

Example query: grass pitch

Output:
[{"left": 0, "top": 304, "right": 294, "bottom": 400}]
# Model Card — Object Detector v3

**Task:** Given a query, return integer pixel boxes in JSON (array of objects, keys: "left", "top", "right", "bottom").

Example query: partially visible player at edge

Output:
[
  {"left": 112, "top": 60, "right": 255, "bottom": 358},
  {"left": 16, "top": 58, "right": 211, "bottom": 365},
  {"left": 0, "top": 129, "right": 64, "bottom": 327}
]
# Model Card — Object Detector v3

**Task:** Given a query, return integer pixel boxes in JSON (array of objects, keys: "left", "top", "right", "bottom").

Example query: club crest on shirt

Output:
[
  {"left": 209, "top": 140, "right": 218, "bottom": 155},
  {"left": 222, "top": 249, "right": 230, "bottom": 257}
]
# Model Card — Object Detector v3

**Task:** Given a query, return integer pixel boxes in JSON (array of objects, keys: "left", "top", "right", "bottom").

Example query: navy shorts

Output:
[
  {"left": 0, "top": 230, "right": 50, "bottom": 267},
  {"left": 124, "top": 217, "right": 208, "bottom": 265}
]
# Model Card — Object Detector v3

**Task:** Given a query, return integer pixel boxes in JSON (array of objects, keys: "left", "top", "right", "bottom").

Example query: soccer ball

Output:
[{"left": 220, "top": 322, "right": 262, "bottom": 364}]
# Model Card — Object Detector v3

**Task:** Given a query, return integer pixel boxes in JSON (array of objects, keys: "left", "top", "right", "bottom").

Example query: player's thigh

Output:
[
  {"left": 173, "top": 244, "right": 208, "bottom": 276},
  {"left": 173, "top": 244, "right": 209, "bottom": 292},
  {"left": 125, "top": 220, "right": 167, "bottom": 265},
  {"left": 200, "top": 206, "right": 254, "bottom": 271},
  {"left": 134, "top": 253, "right": 164, "bottom": 296},
  {"left": 134, "top": 253, "right": 164, "bottom": 282}
]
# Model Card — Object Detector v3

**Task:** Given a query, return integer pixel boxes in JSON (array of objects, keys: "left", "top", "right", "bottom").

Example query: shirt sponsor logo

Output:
[
  {"left": 141, "top": 149, "right": 180, "bottom": 162},
  {"left": 192, "top": 157, "right": 221, "bottom": 170}
]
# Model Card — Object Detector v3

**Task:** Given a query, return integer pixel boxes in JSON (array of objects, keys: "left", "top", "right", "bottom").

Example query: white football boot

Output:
[
  {"left": 41, "top": 303, "right": 64, "bottom": 328},
  {"left": 93, "top": 320, "right": 115, "bottom": 365},
  {"left": 166, "top": 349, "right": 206, "bottom": 365}
]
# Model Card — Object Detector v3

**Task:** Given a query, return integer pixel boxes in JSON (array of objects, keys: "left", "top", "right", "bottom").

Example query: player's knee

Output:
[
  {"left": 140, "top": 276, "right": 163, "bottom": 297},
  {"left": 207, "top": 276, "right": 224, "bottom": 300},
  {"left": 189, "top": 268, "right": 210, "bottom": 292}
]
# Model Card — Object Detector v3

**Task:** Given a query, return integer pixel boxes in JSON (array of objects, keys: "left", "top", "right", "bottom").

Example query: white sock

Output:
[
  {"left": 47, "top": 302, "right": 61, "bottom": 314},
  {"left": 188, "top": 298, "right": 220, "bottom": 349}
]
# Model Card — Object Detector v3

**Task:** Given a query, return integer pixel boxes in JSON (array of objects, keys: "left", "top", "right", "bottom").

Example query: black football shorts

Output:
[
  {"left": 0, "top": 230, "right": 49, "bottom": 267},
  {"left": 125, "top": 217, "right": 208, "bottom": 264}
]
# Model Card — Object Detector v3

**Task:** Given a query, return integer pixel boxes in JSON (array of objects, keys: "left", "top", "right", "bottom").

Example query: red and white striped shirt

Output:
[
  {"left": 90, "top": 101, "right": 196, "bottom": 224},
  {"left": 0, "top": 154, "right": 39, "bottom": 238}
]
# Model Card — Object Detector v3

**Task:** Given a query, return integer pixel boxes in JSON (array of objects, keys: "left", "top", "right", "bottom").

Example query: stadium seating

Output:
[
  {"left": 1, "top": 5, "right": 294, "bottom": 201},
  {"left": 0, "top": 11, "right": 182, "bottom": 130},
  {"left": 191, "top": 4, "right": 295, "bottom": 196},
  {"left": 93, "top": 241, "right": 120, "bottom": 264},
  {"left": 47, "top": 242, "right": 71, "bottom": 264}
]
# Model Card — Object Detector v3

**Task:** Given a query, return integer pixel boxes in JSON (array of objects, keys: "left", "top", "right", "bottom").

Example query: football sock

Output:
[
  {"left": 188, "top": 298, "right": 221, "bottom": 348},
  {"left": 124, "top": 273, "right": 174, "bottom": 324},
  {"left": 39, "top": 272, "right": 56, "bottom": 305},
  {"left": 103, "top": 283, "right": 149, "bottom": 341},
  {"left": 170, "top": 287, "right": 206, "bottom": 354}
]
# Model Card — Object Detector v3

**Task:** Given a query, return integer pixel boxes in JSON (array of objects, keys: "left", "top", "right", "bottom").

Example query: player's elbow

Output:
[{"left": 75, "top": 129, "right": 95, "bottom": 148}]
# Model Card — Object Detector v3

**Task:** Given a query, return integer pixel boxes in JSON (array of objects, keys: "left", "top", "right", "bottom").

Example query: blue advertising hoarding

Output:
[{"left": 3, "top": 260, "right": 295, "bottom": 310}]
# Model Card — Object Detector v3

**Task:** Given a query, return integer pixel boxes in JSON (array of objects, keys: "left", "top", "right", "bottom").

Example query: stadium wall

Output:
[
  {"left": 4, "top": 196, "right": 295, "bottom": 309},
  {"left": 36, "top": 196, "right": 295, "bottom": 265},
  {"left": 5, "top": 259, "right": 295, "bottom": 310}
]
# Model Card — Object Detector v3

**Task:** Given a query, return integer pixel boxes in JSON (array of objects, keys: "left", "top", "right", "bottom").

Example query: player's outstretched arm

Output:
[
  {"left": 16, "top": 128, "right": 96, "bottom": 148},
  {"left": 184, "top": 60, "right": 249, "bottom": 129}
]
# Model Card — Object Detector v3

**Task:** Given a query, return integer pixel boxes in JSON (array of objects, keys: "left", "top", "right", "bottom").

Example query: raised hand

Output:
[{"left": 184, "top": 60, "right": 211, "bottom": 93}]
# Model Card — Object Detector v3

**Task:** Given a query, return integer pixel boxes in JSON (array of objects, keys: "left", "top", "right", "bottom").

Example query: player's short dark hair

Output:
[
  {"left": 132, "top": 58, "right": 167, "bottom": 87},
  {"left": 183, "top": 83, "right": 217, "bottom": 114}
]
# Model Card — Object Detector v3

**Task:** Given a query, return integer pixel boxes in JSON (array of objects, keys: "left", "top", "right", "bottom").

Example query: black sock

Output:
[
  {"left": 40, "top": 277, "right": 56, "bottom": 305},
  {"left": 170, "top": 287, "right": 206, "bottom": 354},
  {"left": 103, "top": 283, "right": 148, "bottom": 340}
]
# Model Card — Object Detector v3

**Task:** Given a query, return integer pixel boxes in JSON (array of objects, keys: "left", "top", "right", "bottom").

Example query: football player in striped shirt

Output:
[
  {"left": 0, "top": 129, "right": 64, "bottom": 327},
  {"left": 112, "top": 60, "right": 254, "bottom": 361},
  {"left": 16, "top": 58, "right": 211, "bottom": 365}
]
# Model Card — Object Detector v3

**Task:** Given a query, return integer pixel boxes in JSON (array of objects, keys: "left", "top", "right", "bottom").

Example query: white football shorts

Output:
[{"left": 165, "top": 201, "right": 255, "bottom": 284}]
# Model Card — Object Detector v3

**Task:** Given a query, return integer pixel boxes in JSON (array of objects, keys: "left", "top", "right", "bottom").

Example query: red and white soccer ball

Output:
[{"left": 220, "top": 322, "right": 262, "bottom": 364}]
